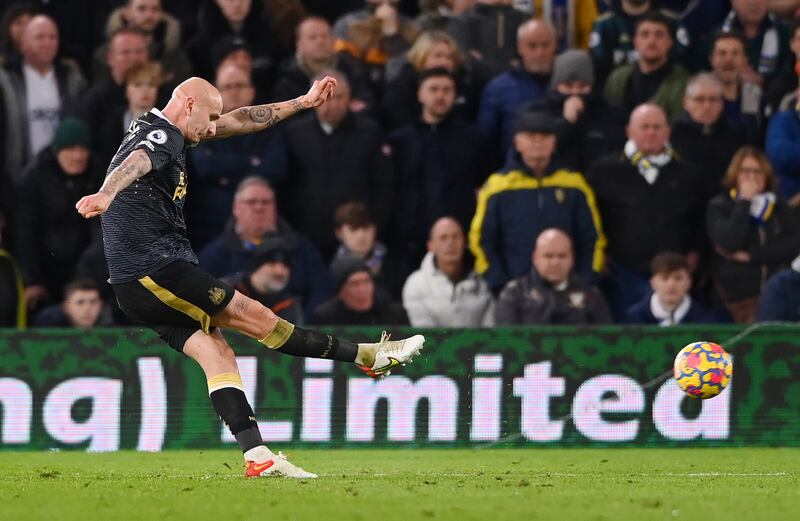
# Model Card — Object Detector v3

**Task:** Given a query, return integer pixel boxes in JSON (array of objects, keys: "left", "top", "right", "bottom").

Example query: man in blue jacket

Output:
[
  {"left": 198, "top": 177, "right": 332, "bottom": 317},
  {"left": 476, "top": 19, "right": 557, "bottom": 169},
  {"left": 765, "top": 105, "right": 800, "bottom": 201},
  {"left": 469, "top": 110, "right": 605, "bottom": 294},
  {"left": 756, "top": 253, "right": 800, "bottom": 321}
]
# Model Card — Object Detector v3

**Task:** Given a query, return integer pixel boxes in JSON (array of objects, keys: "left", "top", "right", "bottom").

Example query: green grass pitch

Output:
[{"left": 1, "top": 448, "right": 798, "bottom": 521}]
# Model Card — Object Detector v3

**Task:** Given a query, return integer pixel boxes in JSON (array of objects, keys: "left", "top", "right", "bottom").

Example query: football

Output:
[{"left": 673, "top": 341, "right": 733, "bottom": 399}]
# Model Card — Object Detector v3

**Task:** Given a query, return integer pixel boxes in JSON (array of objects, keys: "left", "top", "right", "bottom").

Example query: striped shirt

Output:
[{"left": 101, "top": 109, "right": 197, "bottom": 284}]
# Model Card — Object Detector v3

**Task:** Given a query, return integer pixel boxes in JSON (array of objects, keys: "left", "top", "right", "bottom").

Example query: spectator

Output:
[
  {"left": 0, "top": 210, "right": 25, "bottom": 329},
  {"left": 470, "top": 110, "right": 605, "bottom": 294},
  {"left": 764, "top": 18, "right": 800, "bottom": 116},
  {"left": 525, "top": 49, "right": 626, "bottom": 173},
  {"left": 282, "top": 70, "right": 393, "bottom": 259},
  {"left": 388, "top": 67, "right": 489, "bottom": 275},
  {"left": 446, "top": 0, "right": 528, "bottom": 85},
  {"left": 589, "top": 0, "right": 690, "bottom": 85},
  {"left": 271, "top": 16, "right": 373, "bottom": 111},
  {"left": 188, "top": 62, "right": 288, "bottom": 248},
  {"left": 331, "top": 201, "right": 401, "bottom": 296},
  {"left": 76, "top": 28, "right": 149, "bottom": 146},
  {"left": 0, "top": 2, "right": 36, "bottom": 65},
  {"left": 625, "top": 252, "right": 717, "bottom": 325},
  {"left": 587, "top": 103, "right": 704, "bottom": 319},
  {"left": 187, "top": 0, "right": 283, "bottom": 83},
  {"left": 712, "top": 0, "right": 792, "bottom": 89},
  {"left": 403, "top": 216, "right": 494, "bottom": 327},
  {"left": 476, "top": 19, "right": 557, "bottom": 167},
  {"left": 224, "top": 237, "right": 304, "bottom": 324},
  {"left": 93, "top": 0, "right": 192, "bottom": 83},
  {"left": 765, "top": 102, "right": 800, "bottom": 201},
  {"left": 312, "top": 255, "right": 409, "bottom": 326},
  {"left": 381, "top": 30, "right": 478, "bottom": 130},
  {"left": 496, "top": 228, "right": 611, "bottom": 325},
  {"left": 415, "top": 0, "right": 473, "bottom": 32},
  {"left": 0, "top": 14, "right": 86, "bottom": 184},
  {"left": 756, "top": 252, "right": 800, "bottom": 321},
  {"left": 29, "top": 1, "right": 113, "bottom": 75},
  {"left": 208, "top": 35, "right": 271, "bottom": 103},
  {"left": 709, "top": 30, "right": 763, "bottom": 142},
  {"left": 332, "top": 0, "right": 419, "bottom": 91},
  {"left": 13, "top": 117, "right": 102, "bottom": 310},
  {"left": 93, "top": 61, "right": 166, "bottom": 167},
  {"left": 671, "top": 73, "right": 747, "bottom": 200},
  {"left": 707, "top": 146, "right": 800, "bottom": 323},
  {"left": 198, "top": 177, "right": 332, "bottom": 317},
  {"left": 604, "top": 11, "right": 689, "bottom": 121},
  {"left": 32, "top": 278, "right": 113, "bottom": 328}
]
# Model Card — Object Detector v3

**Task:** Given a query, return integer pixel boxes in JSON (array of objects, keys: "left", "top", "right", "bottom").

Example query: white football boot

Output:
[{"left": 355, "top": 331, "right": 425, "bottom": 378}]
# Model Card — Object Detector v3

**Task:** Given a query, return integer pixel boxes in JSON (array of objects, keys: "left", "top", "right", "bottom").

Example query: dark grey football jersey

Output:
[{"left": 101, "top": 109, "right": 197, "bottom": 283}]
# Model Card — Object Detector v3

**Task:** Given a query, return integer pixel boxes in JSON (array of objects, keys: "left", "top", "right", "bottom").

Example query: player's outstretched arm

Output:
[
  {"left": 75, "top": 149, "right": 153, "bottom": 218},
  {"left": 214, "top": 76, "right": 336, "bottom": 139}
]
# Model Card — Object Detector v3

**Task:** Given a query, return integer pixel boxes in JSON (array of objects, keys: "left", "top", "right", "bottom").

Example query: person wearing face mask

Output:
[
  {"left": 706, "top": 147, "right": 800, "bottom": 323},
  {"left": 225, "top": 237, "right": 304, "bottom": 324},
  {"left": 523, "top": 49, "right": 626, "bottom": 173}
]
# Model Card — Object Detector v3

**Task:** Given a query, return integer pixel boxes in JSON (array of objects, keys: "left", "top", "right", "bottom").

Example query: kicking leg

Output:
[
  {"left": 182, "top": 329, "right": 316, "bottom": 478},
  {"left": 212, "top": 291, "right": 424, "bottom": 377}
]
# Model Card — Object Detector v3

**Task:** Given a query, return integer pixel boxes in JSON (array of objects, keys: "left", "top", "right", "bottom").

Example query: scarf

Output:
[
  {"left": 730, "top": 189, "right": 776, "bottom": 226},
  {"left": 722, "top": 11, "right": 779, "bottom": 75},
  {"left": 650, "top": 293, "right": 692, "bottom": 326},
  {"left": 334, "top": 241, "right": 387, "bottom": 276},
  {"left": 624, "top": 139, "right": 674, "bottom": 185}
]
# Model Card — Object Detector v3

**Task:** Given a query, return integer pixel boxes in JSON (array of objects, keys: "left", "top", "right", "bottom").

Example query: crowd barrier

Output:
[{"left": 1, "top": 325, "right": 798, "bottom": 450}]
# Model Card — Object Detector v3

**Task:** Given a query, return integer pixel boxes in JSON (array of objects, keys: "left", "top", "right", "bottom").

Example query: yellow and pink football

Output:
[{"left": 674, "top": 341, "right": 733, "bottom": 399}]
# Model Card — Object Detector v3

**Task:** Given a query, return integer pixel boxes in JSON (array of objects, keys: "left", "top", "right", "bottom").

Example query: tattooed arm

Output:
[
  {"left": 214, "top": 76, "right": 337, "bottom": 138},
  {"left": 75, "top": 149, "right": 153, "bottom": 218}
]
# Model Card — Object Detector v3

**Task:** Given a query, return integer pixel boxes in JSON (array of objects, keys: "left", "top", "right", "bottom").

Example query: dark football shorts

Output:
[{"left": 112, "top": 260, "right": 235, "bottom": 352}]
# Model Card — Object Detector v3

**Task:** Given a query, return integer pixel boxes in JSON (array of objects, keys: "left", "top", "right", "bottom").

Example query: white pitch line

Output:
[{"left": 662, "top": 472, "right": 790, "bottom": 477}]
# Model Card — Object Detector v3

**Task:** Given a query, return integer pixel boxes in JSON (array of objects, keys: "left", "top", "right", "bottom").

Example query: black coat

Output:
[
  {"left": 380, "top": 62, "right": 479, "bottom": 131},
  {"left": 283, "top": 111, "right": 394, "bottom": 259},
  {"left": 270, "top": 53, "right": 375, "bottom": 111},
  {"left": 387, "top": 115, "right": 489, "bottom": 272},
  {"left": 586, "top": 154, "right": 704, "bottom": 275},
  {"left": 671, "top": 116, "right": 747, "bottom": 201},
  {"left": 706, "top": 193, "right": 800, "bottom": 302},
  {"left": 495, "top": 270, "right": 611, "bottom": 325},
  {"left": 311, "top": 293, "right": 409, "bottom": 326},
  {"left": 13, "top": 148, "right": 103, "bottom": 300},
  {"left": 525, "top": 90, "right": 627, "bottom": 173}
]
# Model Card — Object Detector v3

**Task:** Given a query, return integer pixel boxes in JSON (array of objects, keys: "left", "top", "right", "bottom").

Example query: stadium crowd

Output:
[{"left": 1, "top": 0, "right": 800, "bottom": 330}]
